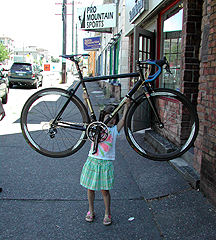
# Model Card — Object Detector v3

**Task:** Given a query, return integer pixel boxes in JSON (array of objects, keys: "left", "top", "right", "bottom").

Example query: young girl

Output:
[{"left": 80, "top": 94, "right": 130, "bottom": 225}]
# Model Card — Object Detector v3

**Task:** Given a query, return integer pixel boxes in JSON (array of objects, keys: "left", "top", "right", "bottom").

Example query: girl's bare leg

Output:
[
  {"left": 101, "top": 190, "right": 111, "bottom": 215},
  {"left": 88, "top": 189, "right": 95, "bottom": 212}
]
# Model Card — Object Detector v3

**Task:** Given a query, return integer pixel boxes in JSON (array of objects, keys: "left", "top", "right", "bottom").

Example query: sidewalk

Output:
[{"left": 1, "top": 80, "right": 216, "bottom": 240}]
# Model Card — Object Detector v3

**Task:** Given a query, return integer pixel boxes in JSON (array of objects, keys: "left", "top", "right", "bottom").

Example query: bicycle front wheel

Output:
[
  {"left": 125, "top": 88, "right": 199, "bottom": 161},
  {"left": 21, "top": 88, "right": 90, "bottom": 158}
]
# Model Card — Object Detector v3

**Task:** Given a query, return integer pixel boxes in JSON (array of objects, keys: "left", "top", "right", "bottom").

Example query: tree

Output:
[
  {"left": 51, "top": 56, "right": 60, "bottom": 63},
  {"left": 0, "top": 44, "right": 10, "bottom": 62}
]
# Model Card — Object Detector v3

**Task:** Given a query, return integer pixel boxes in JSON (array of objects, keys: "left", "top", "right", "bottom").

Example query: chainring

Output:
[{"left": 86, "top": 121, "right": 108, "bottom": 143}]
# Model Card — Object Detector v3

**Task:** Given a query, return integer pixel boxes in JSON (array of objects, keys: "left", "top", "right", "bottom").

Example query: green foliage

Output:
[
  {"left": 51, "top": 56, "right": 60, "bottom": 63},
  {"left": 0, "top": 43, "right": 10, "bottom": 62}
]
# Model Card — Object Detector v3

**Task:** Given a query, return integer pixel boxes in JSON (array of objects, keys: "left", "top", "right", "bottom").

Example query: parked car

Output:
[
  {"left": 0, "top": 69, "right": 9, "bottom": 104},
  {"left": 8, "top": 62, "right": 43, "bottom": 88}
]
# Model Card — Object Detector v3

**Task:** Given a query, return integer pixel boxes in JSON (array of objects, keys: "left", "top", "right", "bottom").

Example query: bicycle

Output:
[{"left": 20, "top": 54, "right": 199, "bottom": 161}]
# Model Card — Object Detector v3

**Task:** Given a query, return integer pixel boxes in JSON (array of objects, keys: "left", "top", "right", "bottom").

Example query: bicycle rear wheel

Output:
[
  {"left": 21, "top": 88, "right": 90, "bottom": 158},
  {"left": 124, "top": 88, "right": 199, "bottom": 161}
]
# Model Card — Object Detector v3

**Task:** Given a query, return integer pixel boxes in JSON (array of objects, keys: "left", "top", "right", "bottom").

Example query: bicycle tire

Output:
[
  {"left": 21, "top": 88, "right": 90, "bottom": 158},
  {"left": 124, "top": 88, "right": 199, "bottom": 161}
]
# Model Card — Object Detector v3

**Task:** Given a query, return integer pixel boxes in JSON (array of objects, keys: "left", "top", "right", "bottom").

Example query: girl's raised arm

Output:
[{"left": 117, "top": 98, "right": 131, "bottom": 132}]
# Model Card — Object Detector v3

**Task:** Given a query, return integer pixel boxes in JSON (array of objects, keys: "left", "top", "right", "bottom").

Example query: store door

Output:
[
  {"left": 133, "top": 26, "right": 155, "bottom": 71},
  {"left": 133, "top": 26, "right": 155, "bottom": 131}
]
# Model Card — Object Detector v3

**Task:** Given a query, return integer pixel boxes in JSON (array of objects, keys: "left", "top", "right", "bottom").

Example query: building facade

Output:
[
  {"left": 194, "top": 0, "right": 216, "bottom": 206},
  {"left": 0, "top": 36, "right": 15, "bottom": 67},
  {"left": 14, "top": 46, "right": 50, "bottom": 64},
  {"left": 95, "top": 0, "right": 130, "bottom": 98},
  {"left": 82, "top": 0, "right": 216, "bottom": 206}
]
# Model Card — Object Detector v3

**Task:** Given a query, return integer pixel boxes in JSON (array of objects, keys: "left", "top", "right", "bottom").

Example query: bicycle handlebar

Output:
[
  {"left": 60, "top": 54, "right": 171, "bottom": 74},
  {"left": 139, "top": 56, "right": 172, "bottom": 74},
  {"left": 60, "top": 54, "right": 172, "bottom": 82},
  {"left": 60, "top": 54, "right": 90, "bottom": 61}
]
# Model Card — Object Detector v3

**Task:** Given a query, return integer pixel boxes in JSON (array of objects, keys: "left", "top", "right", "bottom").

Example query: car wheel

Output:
[
  {"left": 40, "top": 77, "right": 43, "bottom": 87},
  {"left": 33, "top": 81, "right": 38, "bottom": 89},
  {"left": 2, "top": 89, "right": 8, "bottom": 104},
  {"left": 9, "top": 82, "right": 13, "bottom": 88}
]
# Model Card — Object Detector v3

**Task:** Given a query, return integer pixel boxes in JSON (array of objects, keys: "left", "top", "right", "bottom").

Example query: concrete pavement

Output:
[{"left": 0, "top": 76, "right": 216, "bottom": 239}]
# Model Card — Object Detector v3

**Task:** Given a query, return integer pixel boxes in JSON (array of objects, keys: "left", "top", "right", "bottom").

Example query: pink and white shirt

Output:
[{"left": 88, "top": 126, "right": 120, "bottom": 161}]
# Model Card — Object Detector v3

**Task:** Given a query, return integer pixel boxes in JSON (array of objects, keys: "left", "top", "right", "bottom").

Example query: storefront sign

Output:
[
  {"left": 78, "top": 4, "right": 116, "bottom": 31},
  {"left": 83, "top": 37, "right": 101, "bottom": 51},
  {"left": 129, "top": 0, "right": 149, "bottom": 23},
  {"left": 44, "top": 64, "right": 50, "bottom": 71}
]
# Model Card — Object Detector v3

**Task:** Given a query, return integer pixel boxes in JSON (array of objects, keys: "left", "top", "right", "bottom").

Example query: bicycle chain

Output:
[
  {"left": 42, "top": 121, "right": 90, "bottom": 141},
  {"left": 42, "top": 121, "right": 109, "bottom": 142}
]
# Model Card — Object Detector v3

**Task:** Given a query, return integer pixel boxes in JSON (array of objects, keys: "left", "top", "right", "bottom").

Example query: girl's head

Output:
[{"left": 103, "top": 104, "right": 119, "bottom": 127}]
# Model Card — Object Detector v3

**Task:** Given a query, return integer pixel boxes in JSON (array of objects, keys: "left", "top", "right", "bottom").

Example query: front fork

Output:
[
  {"left": 142, "top": 84, "right": 164, "bottom": 128},
  {"left": 136, "top": 60, "right": 163, "bottom": 128}
]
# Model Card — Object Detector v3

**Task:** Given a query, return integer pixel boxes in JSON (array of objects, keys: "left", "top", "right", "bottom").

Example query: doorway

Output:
[{"left": 132, "top": 26, "right": 155, "bottom": 131}]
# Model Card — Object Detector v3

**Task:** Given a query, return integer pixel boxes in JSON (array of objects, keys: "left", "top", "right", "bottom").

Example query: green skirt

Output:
[{"left": 80, "top": 157, "right": 114, "bottom": 190}]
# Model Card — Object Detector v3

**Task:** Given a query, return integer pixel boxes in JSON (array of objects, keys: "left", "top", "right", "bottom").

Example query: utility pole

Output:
[
  {"left": 62, "top": 0, "right": 67, "bottom": 83},
  {"left": 75, "top": 23, "right": 78, "bottom": 55},
  {"left": 23, "top": 43, "right": 25, "bottom": 62},
  {"left": 55, "top": 1, "right": 81, "bottom": 77},
  {"left": 72, "top": 1, "right": 74, "bottom": 54}
]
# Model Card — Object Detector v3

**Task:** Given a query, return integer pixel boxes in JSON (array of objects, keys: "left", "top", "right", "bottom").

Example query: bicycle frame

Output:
[
  {"left": 55, "top": 55, "right": 169, "bottom": 131},
  {"left": 73, "top": 65, "right": 140, "bottom": 119},
  {"left": 21, "top": 54, "right": 199, "bottom": 160}
]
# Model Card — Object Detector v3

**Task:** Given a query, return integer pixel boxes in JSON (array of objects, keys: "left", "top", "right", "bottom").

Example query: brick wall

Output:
[
  {"left": 195, "top": 0, "right": 216, "bottom": 207},
  {"left": 194, "top": 0, "right": 211, "bottom": 172},
  {"left": 181, "top": 0, "right": 202, "bottom": 106},
  {"left": 180, "top": 0, "right": 202, "bottom": 170}
]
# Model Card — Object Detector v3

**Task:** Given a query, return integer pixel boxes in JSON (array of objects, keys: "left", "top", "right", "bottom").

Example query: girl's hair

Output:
[{"left": 103, "top": 104, "right": 119, "bottom": 124}]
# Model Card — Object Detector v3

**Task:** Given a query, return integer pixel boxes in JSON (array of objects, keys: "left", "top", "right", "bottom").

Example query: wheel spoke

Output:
[
  {"left": 21, "top": 88, "right": 89, "bottom": 158},
  {"left": 125, "top": 89, "right": 198, "bottom": 161}
]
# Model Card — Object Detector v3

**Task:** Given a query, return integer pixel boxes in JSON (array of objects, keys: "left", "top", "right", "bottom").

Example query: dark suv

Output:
[{"left": 8, "top": 62, "right": 43, "bottom": 88}]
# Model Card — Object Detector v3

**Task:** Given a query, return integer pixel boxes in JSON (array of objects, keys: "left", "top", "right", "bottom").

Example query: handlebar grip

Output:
[{"left": 155, "top": 56, "right": 167, "bottom": 67}]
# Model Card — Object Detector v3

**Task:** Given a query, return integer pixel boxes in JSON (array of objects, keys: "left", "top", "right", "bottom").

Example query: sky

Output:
[
  {"left": 0, "top": 0, "right": 103, "bottom": 58},
  {"left": 164, "top": 9, "right": 183, "bottom": 32}
]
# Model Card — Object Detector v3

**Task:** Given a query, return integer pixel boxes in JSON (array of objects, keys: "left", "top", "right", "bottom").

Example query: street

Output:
[
  {"left": 0, "top": 77, "right": 216, "bottom": 239},
  {"left": 0, "top": 72, "right": 73, "bottom": 136}
]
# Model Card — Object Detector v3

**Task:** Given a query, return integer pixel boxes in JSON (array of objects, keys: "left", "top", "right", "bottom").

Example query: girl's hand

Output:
[
  {"left": 124, "top": 97, "right": 131, "bottom": 106},
  {"left": 117, "top": 97, "right": 131, "bottom": 132},
  {"left": 82, "top": 92, "right": 89, "bottom": 110}
]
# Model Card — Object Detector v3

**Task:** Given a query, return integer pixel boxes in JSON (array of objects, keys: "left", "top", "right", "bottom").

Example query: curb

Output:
[{"left": 169, "top": 157, "right": 200, "bottom": 189}]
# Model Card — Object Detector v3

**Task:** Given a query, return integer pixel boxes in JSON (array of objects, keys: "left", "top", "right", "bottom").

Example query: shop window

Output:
[
  {"left": 139, "top": 36, "right": 151, "bottom": 61},
  {"left": 109, "top": 40, "right": 120, "bottom": 76},
  {"left": 110, "top": 46, "right": 114, "bottom": 75},
  {"left": 115, "top": 40, "right": 120, "bottom": 75},
  {"left": 106, "top": 49, "right": 110, "bottom": 75},
  {"left": 161, "top": 2, "right": 183, "bottom": 91}
]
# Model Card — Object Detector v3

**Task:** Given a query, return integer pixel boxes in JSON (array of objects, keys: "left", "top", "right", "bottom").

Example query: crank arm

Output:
[{"left": 92, "top": 127, "right": 100, "bottom": 154}]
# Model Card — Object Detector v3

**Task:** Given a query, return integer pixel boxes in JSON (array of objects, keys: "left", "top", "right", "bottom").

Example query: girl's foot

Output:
[
  {"left": 85, "top": 211, "right": 95, "bottom": 222},
  {"left": 103, "top": 214, "right": 112, "bottom": 225}
]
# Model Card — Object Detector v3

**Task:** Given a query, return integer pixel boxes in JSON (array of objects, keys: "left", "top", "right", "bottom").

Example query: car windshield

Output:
[{"left": 12, "top": 64, "right": 32, "bottom": 71}]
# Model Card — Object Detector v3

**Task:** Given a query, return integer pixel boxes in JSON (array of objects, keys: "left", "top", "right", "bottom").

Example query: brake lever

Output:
[{"left": 165, "top": 61, "right": 172, "bottom": 74}]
